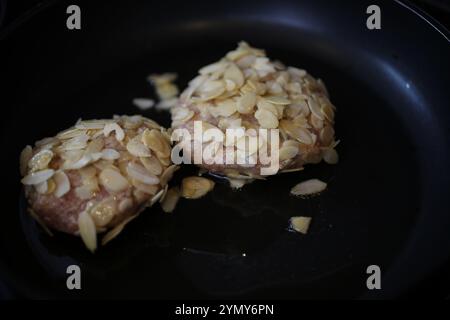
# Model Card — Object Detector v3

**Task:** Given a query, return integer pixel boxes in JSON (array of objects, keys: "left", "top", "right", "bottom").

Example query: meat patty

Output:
[
  {"left": 20, "top": 115, "right": 177, "bottom": 251},
  {"left": 170, "top": 42, "right": 339, "bottom": 184}
]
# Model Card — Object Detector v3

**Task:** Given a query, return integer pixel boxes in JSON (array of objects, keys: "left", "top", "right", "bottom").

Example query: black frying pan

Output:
[{"left": 1, "top": 0, "right": 449, "bottom": 299}]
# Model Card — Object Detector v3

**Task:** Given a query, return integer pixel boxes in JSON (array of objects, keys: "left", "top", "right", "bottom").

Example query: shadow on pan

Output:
[{"left": 0, "top": 0, "right": 449, "bottom": 299}]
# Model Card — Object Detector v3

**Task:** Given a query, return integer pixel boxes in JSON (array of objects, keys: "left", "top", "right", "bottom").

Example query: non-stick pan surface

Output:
[{"left": 1, "top": 0, "right": 449, "bottom": 299}]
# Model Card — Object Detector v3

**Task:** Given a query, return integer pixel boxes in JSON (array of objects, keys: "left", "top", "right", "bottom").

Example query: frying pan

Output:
[{"left": 1, "top": 0, "right": 449, "bottom": 299}]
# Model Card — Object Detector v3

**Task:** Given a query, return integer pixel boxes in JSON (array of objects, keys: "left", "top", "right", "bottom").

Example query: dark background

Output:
[
  {"left": 0, "top": 0, "right": 449, "bottom": 300},
  {"left": 1, "top": 0, "right": 450, "bottom": 30}
]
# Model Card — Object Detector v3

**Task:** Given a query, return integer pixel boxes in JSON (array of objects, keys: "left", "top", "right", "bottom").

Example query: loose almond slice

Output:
[
  {"left": 181, "top": 177, "right": 215, "bottom": 199},
  {"left": 228, "top": 178, "right": 247, "bottom": 189},
  {"left": 290, "top": 179, "right": 327, "bottom": 196},
  {"left": 78, "top": 211, "right": 97, "bottom": 253},
  {"left": 290, "top": 216, "right": 312, "bottom": 234},
  {"left": 161, "top": 187, "right": 180, "bottom": 213},
  {"left": 133, "top": 98, "right": 155, "bottom": 110}
]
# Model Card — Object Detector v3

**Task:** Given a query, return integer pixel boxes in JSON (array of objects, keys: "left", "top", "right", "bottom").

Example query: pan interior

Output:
[{"left": 2, "top": 0, "right": 446, "bottom": 299}]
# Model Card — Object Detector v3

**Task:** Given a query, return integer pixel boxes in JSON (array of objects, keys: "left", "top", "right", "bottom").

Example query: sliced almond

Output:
[
  {"left": 28, "top": 149, "right": 54, "bottom": 172},
  {"left": 257, "top": 99, "right": 279, "bottom": 116},
  {"left": 255, "top": 109, "right": 279, "bottom": 129},
  {"left": 101, "top": 148, "right": 121, "bottom": 160},
  {"left": 118, "top": 198, "right": 134, "bottom": 213},
  {"left": 214, "top": 99, "right": 237, "bottom": 117},
  {"left": 149, "top": 187, "right": 166, "bottom": 206},
  {"left": 35, "top": 181, "right": 48, "bottom": 194},
  {"left": 322, "top": 148, "right": 339, "bottom": 164},
  {"left": 307, "top": 96, "right": 324, "bottom": 120},
  {"left": 53, "top": 171, "right": 70, "bottom": 197},
  {"left": 198, "top": 80, "right": 226, "bottom": 100},
  {"left": 181, "top": 176, "right": 215, "bottom": 199},
  {"left": 126, "top": 162, "right": 159, "bottom": 185},
  {"left": 60, "top": 133, "right": 89, "bottom": 151},
  {"left": 21, "top": 169, "right": 55, "bottom": 186},
  {"left": 264, "top": 95, "right": 291, "bottom": 105},
  {"left": 76, "top": 119, "right": 113, "bottom": 130},
  {"left": 76, "top": 186, "right": 95, "bottom": 200},
  {"left": 161, "top": 187, "right": 180, "bottom": 213},
  {"left": 279, "top": 145, "right": 299, "bottom": 161},
  {"left": 57, "top": 127, "right": 86, "bottom": 140},
  {"left": 320, "top": 126, "right": 335, "bottom": 146},
  {"left": 45, "top": 179, "right": 56, "bottom": 194},
  {"left": 63, "top": 154, "right": 93, "bottom": 170},
  {"left": 290, "top": 216, "right": 312, "bottom": 234},
  {"left": 127, "top": 135, "right": 151, "bottom": 157},
  {"left": 140, "top": 156, "right": 163, "bottom": 176},
  {"left": 78, "top": 211, "right": 97, "bottom": 253},
  {"left": 279, "top": 120, "right": 313, "bottom": 145},
  {"left": 160, "top": 165, "right": 179, "bottom": 186},
  {"left": 133, "top": 98, "right": 155, "bottom": 110},
  {"left": 85, "top": 138, "right": 104, "bottom": 155},
  {"left": 99, "top": 168, "right": 130, "bottom": 193},
  {"left": 224, "top": 63, "right": 244, "bottom": 88},
  {"left": 290, "top": 179, "right": 327, "bottom": 196},
  {"left": 141, "top": 129, "right": 171, "bottom": 158},
  {"left": 171, "top": 107, "right": 195, "bottom": 124},
  {"left": 122, "top": 115, "right": 144, "bottom": 129},
  {"left": 20, "top": 145, "right": 33, "bottom": 176},
  {"left": 89, "top": 198, "right": 117, "bottom": 227},
  {"left": 236, "top": 92, "right": 256, "bottom": 114},
  {"left": 131, "top": 178, "right": 159, "bottom": 195},
  {"left": 103, "top": 123, "right": 125, "bottom": 141}
]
